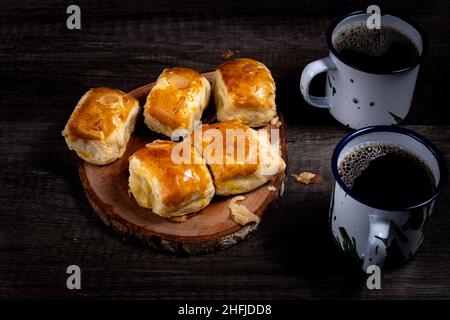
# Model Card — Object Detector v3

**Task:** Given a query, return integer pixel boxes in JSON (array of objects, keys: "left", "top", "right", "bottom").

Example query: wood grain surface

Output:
[
  {"left": 0, "top": 0, "right": 449, "bottom": 299},
  {"left": 79, "top": 74, "right": 287, "bottom": 253}
]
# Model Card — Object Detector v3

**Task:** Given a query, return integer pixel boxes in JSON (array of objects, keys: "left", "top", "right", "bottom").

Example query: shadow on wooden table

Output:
[{"left": 262, "top": 192, "right": 368, "bottom": 297}]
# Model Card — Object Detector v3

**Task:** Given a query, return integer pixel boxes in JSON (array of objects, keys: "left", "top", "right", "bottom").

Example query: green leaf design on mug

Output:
[
  {"left": 388, "top": 111, "right": 403, "bottom": 124},
  {"left": 375, "top": 235, "right": 389, "bottom": 247},
  {"left": 338, "top": 227, "right": 363, "bottom": 264},
  {"left": 394, "top": 226, "right": 409, "bottom": 243},
  {"left": 332, "top": 231, "right": 341, "bottom": 248},
  {"left": 328, "top": 187, "right": 335, "bottom": 225},
  {"left": 402, "top": 207, "right": 425, "bottom": 231},
  {"left": 385, "top": 239, "right": 406, "bottom": 268}
]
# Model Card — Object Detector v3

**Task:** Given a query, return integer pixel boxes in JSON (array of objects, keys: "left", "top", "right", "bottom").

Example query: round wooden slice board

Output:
[{"left": 78, "top": 72, "right": 287, "bottom": 254}]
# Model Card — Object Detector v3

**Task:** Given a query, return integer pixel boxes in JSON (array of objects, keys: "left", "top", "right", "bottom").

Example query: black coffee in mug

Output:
[
  {"left": 338, "top": 143, "right": 436, "bottom": 209},
  {"left": 333, "top": 24, "right": 420, "bottom": 72}
]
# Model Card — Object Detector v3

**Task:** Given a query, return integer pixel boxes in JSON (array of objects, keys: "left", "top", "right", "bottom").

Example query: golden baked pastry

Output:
[
  {"left": 144, "top": 67, "right": 211, "bottom": 138},
  {"left": 214, "top": 58, "right": 277, "bottom": 127},
  {"left": 190, "top": 121, "right": 285, "bottom": 195},
  {"left": 128, "top": 140, "right": 215, "bottom": 217},
  {"left": 62, "top": 87, "right": 140, "bottom": 165}
]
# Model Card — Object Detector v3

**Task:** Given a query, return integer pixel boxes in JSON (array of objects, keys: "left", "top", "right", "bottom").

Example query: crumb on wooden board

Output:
[
  {"left": 292, "top": 171, "right": 323, "bottom": 185},
  {"left": 228, "top": 196, "right": 260, "bottom": 226}
]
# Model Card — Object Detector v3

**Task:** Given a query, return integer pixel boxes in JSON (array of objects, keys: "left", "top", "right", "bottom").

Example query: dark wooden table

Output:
[{"left": 1, "top": 0, "right": 450, "bottom": 299}]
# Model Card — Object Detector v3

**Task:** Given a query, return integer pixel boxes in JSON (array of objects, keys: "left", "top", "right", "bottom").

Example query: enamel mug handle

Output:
[
  {"left": 362, "top": 211, "right": 391, "bottom": 272},
  {"left": 300, "top": 56, "right": 335, "bottom": 108}
]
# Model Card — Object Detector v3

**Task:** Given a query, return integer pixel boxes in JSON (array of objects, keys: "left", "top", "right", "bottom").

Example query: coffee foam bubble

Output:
[
  {"left": 338, "top": 143, "right": 423, "bottom": 189},
  {"left": 332, "top": 22, "right": 418, "bottom": 57}
]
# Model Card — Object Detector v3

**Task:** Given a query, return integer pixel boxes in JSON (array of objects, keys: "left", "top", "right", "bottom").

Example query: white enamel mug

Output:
[
  {"left": 300, "top": 11, "right": 428, "bottom": 129},
  {"left": 330, "top": 126, "right": 447, "bottom": 272}
]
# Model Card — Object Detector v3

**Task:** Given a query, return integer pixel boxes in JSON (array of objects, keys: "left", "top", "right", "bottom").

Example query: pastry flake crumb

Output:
[
  {"left": 270, "top": 116, "right": 281, "bottom": 126},
  {"left": 97, "top": 94, "right": 123, "bottom": 107},
  {"left": 167, "top": 71, "right": 191, "bottom": 89},
  {"left": 228, "top": 196, "right": 260, "bottom": 226},
  {"left": 267, "top": 186, "right": 276, "bottom": 191},
  {"left": 222, "top": 49, "right": 239, "bottom": 59},
  {"left": 93, "top": 119, "right": 104, "bottom": 131},
  {"left": 167, "top": 215, "right": 189, "bottom": 223},
  {"left": 171, "top": 97, "right": 185, "bottom": 114},
  {"left": 292, "top": 172, "right": 323, "bottom": 185}
]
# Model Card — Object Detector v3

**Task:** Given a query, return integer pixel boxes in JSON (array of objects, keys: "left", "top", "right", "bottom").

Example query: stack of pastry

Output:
[{"left": 63, "top": 58, "right": 286, "bottom": 221}]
